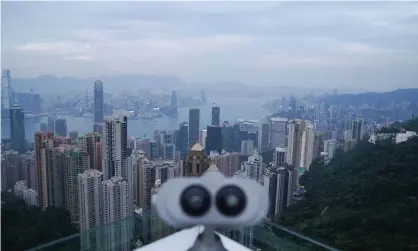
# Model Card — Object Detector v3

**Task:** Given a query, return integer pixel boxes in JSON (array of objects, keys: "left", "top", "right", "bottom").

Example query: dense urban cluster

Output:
[{"left": 2, "top": 68, "right": 418, "bottom": 251}]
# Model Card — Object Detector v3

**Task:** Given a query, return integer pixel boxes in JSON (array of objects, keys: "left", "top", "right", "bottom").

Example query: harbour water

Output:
[{"left": 2, "top": 97, "right": 271, "bottom": 141}]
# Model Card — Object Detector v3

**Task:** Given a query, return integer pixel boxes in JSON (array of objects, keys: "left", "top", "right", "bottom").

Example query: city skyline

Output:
[{"left": 2, "top": 2, "right": 418, "bottom": 90}]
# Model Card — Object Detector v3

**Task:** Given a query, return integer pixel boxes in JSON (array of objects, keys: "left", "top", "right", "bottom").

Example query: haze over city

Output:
[
  {"left": 2, "top": 1, "right": 418, "bottom": 92},
  {"left": 2, "top": 2, "right": 418, "bottom": 251}
]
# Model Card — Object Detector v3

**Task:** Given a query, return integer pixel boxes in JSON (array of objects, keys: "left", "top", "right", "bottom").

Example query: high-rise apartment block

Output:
[
  {"left": 102, "top": 116, "right": 128, "bottom": 180},
  {"left": 209, "top": 151, "right": 240, "bottom": 177}
]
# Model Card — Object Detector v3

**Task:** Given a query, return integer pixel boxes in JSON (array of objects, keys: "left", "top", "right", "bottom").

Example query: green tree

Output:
[{"left": 278, "top": 118, "right": 418, "bottom": 251}]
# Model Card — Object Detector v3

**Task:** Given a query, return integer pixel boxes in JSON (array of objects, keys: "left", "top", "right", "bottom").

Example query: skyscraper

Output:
[
  {"left": 287, "top": 120, "right": 315, "bottom": 169},
  {"left": 270, "top": 117, "right": 287, "bottom": 149},
  {"left": 289, "top": 95, "right": 297, "bottom": 119},
  {"left": 55, "top": 118, "right": 68, "bottom": 136},
  {"left": 10, "top": 104, "right": 25, "bottom": 153},
  {"left": 287, "top": 119, "right": 304, "bottom": 168},
  {"left": 178, "top": 122, "right": 189, "bottom": 158},
  {"left": 47, "top": 116, "right": 55, "bottom": 133},
  {"left": 258, "top": 119, "right": 270, "bottom": 153},
  {"left": 2, "top": 69, "right": 12, "bottom": 110},
  {"left": 102, "top": 116, "right": 128, "bottom": 180},
  {"left": 78, "top": 169, "right": 103, "bottom": 250},
  {"left": 211, "top": 106, "right": 220, "bottom": 126},
  {"left": 94, "top": 80, "right": 104, "bottom": 132},
  {"left": 273, "top": 147, "right": 287, "bottom": 167},
  {"left": 102, "top": 176, "right": 131, "bottom": 251},
  {"left": 188, "top": 108, "right": 200, "bottom": 147},
  {"left": 78, "top": 133, "right": 102, "bottom": 171},
  {"left": 61, "top": 146, "right": 89, "bottom": 224},
  {"left": 351, "top": 118, "right": 364, "bottom": 141},
  {"left": 35, "top": 131, "right": 54, "bottom": 210},
  {"left": 300, "top": 122, "right": 315, "bottom": 169},
  {"left": 206, "top": 126, "right": 222, "bottom": 154}
]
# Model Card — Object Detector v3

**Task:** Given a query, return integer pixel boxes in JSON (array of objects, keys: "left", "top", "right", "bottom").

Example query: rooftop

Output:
[{"left": 190, "top": 143, "right": 204, "bottom": 152}]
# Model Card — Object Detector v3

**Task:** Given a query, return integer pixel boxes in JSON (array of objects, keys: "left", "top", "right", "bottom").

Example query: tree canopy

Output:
[
  {"left": 1, "top": 192, "right": 78, "bottom": 251},
  {"left": 278, "top": 118, "right": 418, "bottom": 251}
]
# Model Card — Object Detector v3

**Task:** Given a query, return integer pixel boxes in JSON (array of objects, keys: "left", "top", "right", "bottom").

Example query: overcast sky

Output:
[{"left": 2, "top": 1, "right": 418, "bottom": 90}]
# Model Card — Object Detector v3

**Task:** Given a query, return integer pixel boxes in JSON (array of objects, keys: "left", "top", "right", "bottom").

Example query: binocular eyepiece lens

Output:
[
  {"left": 180, "top": 185, "right": 211, "bottom": 217},
  {"left": 216, "top": 185, "right": 246, "bottom": 217}
]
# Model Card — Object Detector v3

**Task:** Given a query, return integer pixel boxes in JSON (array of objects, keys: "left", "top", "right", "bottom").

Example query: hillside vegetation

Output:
[
  {"left": 279, "top": 118, "right": 418, "bottom": 251},
  {"left": 1, "top": 192, "right": 78, "bottom": 251}
]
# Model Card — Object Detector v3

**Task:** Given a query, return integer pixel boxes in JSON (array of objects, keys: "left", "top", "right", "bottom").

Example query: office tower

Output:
[
  {"left": 93, "top": 123, "right": 104, "bottom": 135},
  {"left": 69, "top": 131, "right": 78, "bottom": 142},
  {"left": 10, "top": 104, "right": 25, "bottom": 153},
  {"left": 300, "top": 122, "right": 315, "bottom": 169},
  {"left": 199, "top": 128, "right": 207, "bottom": 149},
  {"left": 324, "top": 139, "right": 338, "bottom": 159},
  {"left": 94, "top": 80, "right": 104, "bottom": 124},
  {"left": 78, "top": 133, "right": 102, "bottom": 171},
  {"left": 160, "top": 131, "right": 175, "bottom": 160},
  {"left": 150, "top": 180, "right": 175, "bottom": 242},
  {"left": 55, "top": 118, "right": 68, "bottom": 136},
  {"left": 270, "top": 117, "right": 287, "bottom": 149},
  {"left": 183, "top": 143, "right": 209, "bottom": 177},
  {"left": 206, "top": 126, "right": 222, "bottom": 154},
  {"left": 2, "top": 69, "right": 12, "bottom": 109},
  {"left": 258, "top": 120, "right": 270, "bottom": 153},
  {"left": 222, "top": 122, "right": 234, "bottom": 152},
  {"left": 289, "top": 95, "right": 297, "bottom": 119},
  {"left": 286, "top": 119, "right": 304, "bottom": 168},
  {"left": 178, "top": 122, "right": 189, "bottom": 158},
  {"left": 78, "top": 167, "right": 104, "bottom": 251},
  {"left": 35, "top": 131, "right": 54, "bottom": 210},
  {"left": 212, "top": 106, "right": 220, "bottom": 126},
  {"left": 47, "top": 116, "right": 55, "bottom": 133},
  {"left": 188, "top": 108, "right": 200, "bottom": 147},
  {"left": 273, "top": 147, "right": 287, "bottom": 167},
  {"left": 102, "top": 176, "right": 131, "bottom": 251},
  {"left": 102, "top": 116, "right": 128, "bottom": 180},
  {"left": 61, "top": 146, "right": 89, "bottom": 224},
  {"left": 209, "top": 151, "right": 240, "bottom": 177},
  {"left": 240, "top": 139, "right": 254, "bottom": 156}
]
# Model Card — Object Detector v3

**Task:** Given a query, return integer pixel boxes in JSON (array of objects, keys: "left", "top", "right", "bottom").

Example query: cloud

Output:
[
  {"left": 341, "top": 43, "right": 381, "bottom": 54},
  {"left": 2, "top": 1, "right": 418, "bottom": 89},
  {"left": 64, "top": 55, "right": 94, "bottom": 62}
]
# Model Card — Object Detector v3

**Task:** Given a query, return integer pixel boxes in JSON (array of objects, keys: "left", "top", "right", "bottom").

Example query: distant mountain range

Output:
[
  {"left": 10, "top": 74, "right": 304, "bottom": 98},
  {"left": 11, "top": 74, "right": 185, "bottom": 94},
  {"left": 317, "top": 88, "right": 418, "bottom": 108}
]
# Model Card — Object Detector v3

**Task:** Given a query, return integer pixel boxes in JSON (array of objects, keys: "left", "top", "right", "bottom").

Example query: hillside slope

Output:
[
  {"left": 318, "top": 88, "right": 418, "bottom": 108},
  {"left": 279, "top": 119, "right": 418, "bottom": 251}
]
